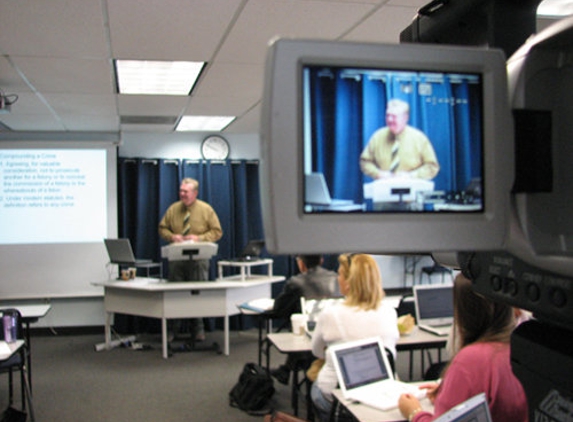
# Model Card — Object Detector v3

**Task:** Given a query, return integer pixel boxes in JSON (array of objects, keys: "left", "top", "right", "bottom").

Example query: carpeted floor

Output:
[{"left": 0, "top": 328, "right": 434, "bottom": 422}]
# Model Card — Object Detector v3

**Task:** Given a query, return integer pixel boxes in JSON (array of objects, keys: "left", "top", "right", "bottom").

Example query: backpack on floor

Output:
[
  {"left": 229, "top": 362, "right": 275, "bottom": 415},
  {"left": 0, "top": 407, "right": 26, "bottom": 422}
]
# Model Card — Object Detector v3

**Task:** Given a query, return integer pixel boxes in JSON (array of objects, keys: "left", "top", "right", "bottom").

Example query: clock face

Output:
[{"left": 201, "top": 135, "right": 230, "bottom": 160}]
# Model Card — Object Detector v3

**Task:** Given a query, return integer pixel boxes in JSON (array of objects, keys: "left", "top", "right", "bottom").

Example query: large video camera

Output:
[{"left": 259, "top": 2, "right": 573, "bottom": 419}]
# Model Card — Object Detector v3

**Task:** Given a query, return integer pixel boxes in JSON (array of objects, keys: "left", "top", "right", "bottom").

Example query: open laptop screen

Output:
[
  {"left": 414, "top": 284, "right": 454, "bottom": 325},
  {"left": 333, "top": 340, "right": 391, "bottom": 390},
  {"left": 434, "top": 393, "right": 492, "bottom": 422}
]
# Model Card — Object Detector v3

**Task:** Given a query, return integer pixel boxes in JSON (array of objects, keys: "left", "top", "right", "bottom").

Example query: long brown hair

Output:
[
  {"left": 338, "top": 253, "right": 384, "bottom": 310},
  {"left": 454, "top": 273, "right": 515, "bottom": 348}
]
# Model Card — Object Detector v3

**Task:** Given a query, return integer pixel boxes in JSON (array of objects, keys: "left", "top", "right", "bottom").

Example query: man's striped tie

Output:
[
  {"left": 182, "top": 212, "right": 190, "bottom": 236},
  {"left": 389, "top": 141, "right": 400, "bottom": 173}
]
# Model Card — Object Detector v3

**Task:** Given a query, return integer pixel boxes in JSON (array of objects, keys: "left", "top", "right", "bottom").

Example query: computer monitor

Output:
[{"left": 260, "top": 38, "right": 513, "bottom": 254}]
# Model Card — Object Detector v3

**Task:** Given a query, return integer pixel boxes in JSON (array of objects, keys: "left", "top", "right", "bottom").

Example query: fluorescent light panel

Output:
[
  {"left": 116, "top": 60, "right": 204, "bottom": 95},
  {"left": 176, "top": 115, "right": 235, "bottom": 131},
  {"left": 538, "top": 0, "right": 573, "bottom": 17}
]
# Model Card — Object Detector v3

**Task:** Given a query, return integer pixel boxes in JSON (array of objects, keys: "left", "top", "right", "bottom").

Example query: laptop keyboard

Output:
[{"left": 352, "top": 381, "right": 426, "bottom": 411}]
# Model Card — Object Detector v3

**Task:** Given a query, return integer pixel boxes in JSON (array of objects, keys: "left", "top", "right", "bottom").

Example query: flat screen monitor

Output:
[{"left": 260, "top": 39, "right": 513, "bottom": 254}]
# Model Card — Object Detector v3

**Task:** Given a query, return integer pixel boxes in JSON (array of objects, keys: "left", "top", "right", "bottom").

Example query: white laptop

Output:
[
  {"left": 305, "top": 172, "right": 363, "bottom": 211},
  {"left": 413, "top": 284, "right": 454, "bottom": 337},
  {"left": 330, "top": 337, "right": 426, "bottom": 411},
  {"left": 434, "top": 393, "right": 492, "bottom": 422}
]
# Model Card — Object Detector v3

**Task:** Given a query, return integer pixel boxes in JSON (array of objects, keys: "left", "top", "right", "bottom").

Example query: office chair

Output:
[
  {"left": 396, "top": 294, "right": 416, "bottom": 322},
  {"left": 0, "top": 308, "right": 35, "bottom": 422},
  {"left": 418, "top": 263, "right": 454, "bottom": 285}
]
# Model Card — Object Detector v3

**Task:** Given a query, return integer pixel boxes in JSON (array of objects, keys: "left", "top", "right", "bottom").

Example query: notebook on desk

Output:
[
  {"left": 104, "top": 238, "right": 152, "bottom": 265},
  {"left": 413, "top": 284, "right": 454, "bottom": 337},
  {"left": 330, "top": 337, "right": 426, "bottom": 411},
  {"left": 434, "top": 393, "right": 492, "bottom": 422}
]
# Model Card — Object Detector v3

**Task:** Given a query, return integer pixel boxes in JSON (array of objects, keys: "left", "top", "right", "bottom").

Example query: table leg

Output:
[
  {"left": 162, "top": 318, "right": 168, "bottom": 359},
  {"left": 292, "top": 367, "right": 299, "bottom": 415},
  {"left": 224, "top": 315, "right": 230, "bottom": 356},
  {"left": 24, "top": 321, "right": 32, "bottom": 393},
  {"left": 105, "top": 312, "right": 113, "bottom": 349}
]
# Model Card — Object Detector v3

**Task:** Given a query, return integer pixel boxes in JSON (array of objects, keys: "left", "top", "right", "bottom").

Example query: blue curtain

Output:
[
  {"left": 116, "top": 157, "right": 296, "bottom": 333},
  {"left": 309, "top": 69, "right": 479, "bottom": 197}
]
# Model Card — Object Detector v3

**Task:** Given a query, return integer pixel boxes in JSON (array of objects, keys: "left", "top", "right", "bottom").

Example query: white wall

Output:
[{"left": 118, "top": 132, "right": 260, "bottom": 159}]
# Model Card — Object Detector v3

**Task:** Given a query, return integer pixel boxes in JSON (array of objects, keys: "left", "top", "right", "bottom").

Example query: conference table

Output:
[{"left": 94, "top": 276, "right": 284, "bottom": 358}]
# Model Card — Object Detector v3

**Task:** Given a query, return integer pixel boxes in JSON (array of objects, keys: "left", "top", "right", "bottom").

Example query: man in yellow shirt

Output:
[
  {"left": 360, "top": 99, "right": 440, "bottom": 181},
  {"left": 158, "top": 177, "right": 223, "bottom": 341}
]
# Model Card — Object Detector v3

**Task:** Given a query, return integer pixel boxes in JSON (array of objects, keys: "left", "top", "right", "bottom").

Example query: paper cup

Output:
[{"left": 290, "top": 313, "right": 308, "bottom": 336}]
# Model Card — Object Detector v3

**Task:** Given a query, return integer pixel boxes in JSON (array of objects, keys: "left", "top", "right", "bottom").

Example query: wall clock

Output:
[{"left": 201, "top": 135, "right": 230, "bottom": 160}]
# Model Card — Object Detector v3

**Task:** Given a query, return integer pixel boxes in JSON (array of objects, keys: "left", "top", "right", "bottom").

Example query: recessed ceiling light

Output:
[
  {"left": 537, "top": 0, "right": 573, "bottom": 17},
  {"left": 115, "top": 60, "right": 205, "bottom": 95},
  {"left": 176, "top": 115, "right": 235, "bottom": 132}
]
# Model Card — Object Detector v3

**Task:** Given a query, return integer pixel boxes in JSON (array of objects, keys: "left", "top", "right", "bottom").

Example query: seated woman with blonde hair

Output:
[
  {"left": 398, "top": 273, "right": 528, "bottom": 422},
  {"left": 310, "top": 253, "right": 399, "bottom": 422}
]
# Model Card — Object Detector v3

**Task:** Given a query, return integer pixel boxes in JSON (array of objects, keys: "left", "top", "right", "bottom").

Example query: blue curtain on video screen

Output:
[
  {"left": 116, "top": 158, "right": 295, "bottom": 333},
  {"left": 308, "top": 68, "right": 481, "bottom": 200}
]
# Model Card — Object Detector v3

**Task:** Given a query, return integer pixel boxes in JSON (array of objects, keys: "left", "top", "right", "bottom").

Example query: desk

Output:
[
  {"left": 0, "top": 340, "right": 35, "bottom": 422},
  {"left": 0, "top": 340, "right": 25, "bottom": 361},
  {"left": 0, "top": 304, "right": 51, "bottom": 392},
  {"left": 267, "top": 328, "right": 447, "bottom": 378},
  {"left": 396, "top": 328, "right": 447, "bottom": 380},
  {"left": 217, "top": 259, "right": 274, "bottom": 281},
  {"left": 94, "top": 276, "right": 284, "bottom": 359},
  {"left": 266, "top": 329, "right": 446, "bottom": 417},
  {"left": 331, "top": 389, "right": 433, "bottom": 422},
  {"left": 267, "top": 333, "right": 314, "bottom": 419}
]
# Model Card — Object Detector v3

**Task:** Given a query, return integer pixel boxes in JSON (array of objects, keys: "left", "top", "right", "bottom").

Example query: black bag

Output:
[
  {"left": 0, "top": 407, "right": 26, "bottom": 422},
  {"left": 229, "top": 363, "right": 275, "bottom": 414}
]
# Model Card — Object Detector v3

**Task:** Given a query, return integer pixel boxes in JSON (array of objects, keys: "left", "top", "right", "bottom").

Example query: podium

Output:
[
  {"left": 364, "top": 179, "right": 434, "bottom": 210},
  {"left": 161, "top": 241, "right": 219, "bottom": 261}
]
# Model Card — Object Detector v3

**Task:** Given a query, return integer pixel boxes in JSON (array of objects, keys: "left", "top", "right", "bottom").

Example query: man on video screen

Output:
[{"left": 360, "top": 99, "right": 440, "bottom": 180}]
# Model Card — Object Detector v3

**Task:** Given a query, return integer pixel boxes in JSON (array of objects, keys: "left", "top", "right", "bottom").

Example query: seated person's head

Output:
[
  {"left": 296, "top": 254, "right": 323, "bottom": 271},
  {"left": 454, "top": 273, "right": 515, "bottom": 347},
  {"left": 337, "top": 253, "right": 383, "bottom": 310}
]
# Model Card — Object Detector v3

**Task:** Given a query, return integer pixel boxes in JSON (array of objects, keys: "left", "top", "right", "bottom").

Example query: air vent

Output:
[{"left": 120, "top": 116, "right": 177, "bottom": 125}]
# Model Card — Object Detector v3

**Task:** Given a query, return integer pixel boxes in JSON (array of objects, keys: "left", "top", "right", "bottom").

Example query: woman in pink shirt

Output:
[{"left": 398, "top": 274, "right": 528, "bottom": 422}]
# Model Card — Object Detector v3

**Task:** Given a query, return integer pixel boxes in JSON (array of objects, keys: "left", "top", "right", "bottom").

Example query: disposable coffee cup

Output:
[
  {"left": 290, "top": 313, "right": 307, "bottom": 336},
  {"left": 121, "top": 269, "right": 130, "bottom": 281}
]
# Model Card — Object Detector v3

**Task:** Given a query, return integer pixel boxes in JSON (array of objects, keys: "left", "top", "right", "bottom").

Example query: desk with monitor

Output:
[{"left": 94, "top": 276, "right": 284, "bottom": 359}]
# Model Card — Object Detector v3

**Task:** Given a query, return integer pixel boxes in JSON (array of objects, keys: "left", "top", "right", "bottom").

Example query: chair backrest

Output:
[
  {"left": 384, "top": 347, "right": 396, "bottom": 376},
  {"left": 397, "top": 294, "right": 416, "bottom": 323},
  {"left": 1, "top": 309, "right": 23, "bottom": 343}
]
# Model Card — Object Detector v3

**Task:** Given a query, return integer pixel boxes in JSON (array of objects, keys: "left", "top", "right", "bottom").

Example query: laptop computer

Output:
[
  {"left": 305, "top": 173, "right": 363, "bottom": 211},
  {"left": 413, "top": 284, "right": 454, "bottom": 337},
  {"left": 434, "top": 393, "right": 492, "bottom": 422},
  {"left": 233, "top": 239, "right": 265, "bottom": 262},
  {"left": 330, "top": 337, "right": 426, "bottom": 411},
  {"left": 104, "top": 238, "right": 152, "bottom": 265},
  {"left": 300, "top": 296, "right": 344, "bottom": 335}
]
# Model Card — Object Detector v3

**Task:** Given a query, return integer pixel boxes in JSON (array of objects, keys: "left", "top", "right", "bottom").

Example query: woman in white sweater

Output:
[{"left": 310, "top": 253, "right": 399, "bottom": 421}]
